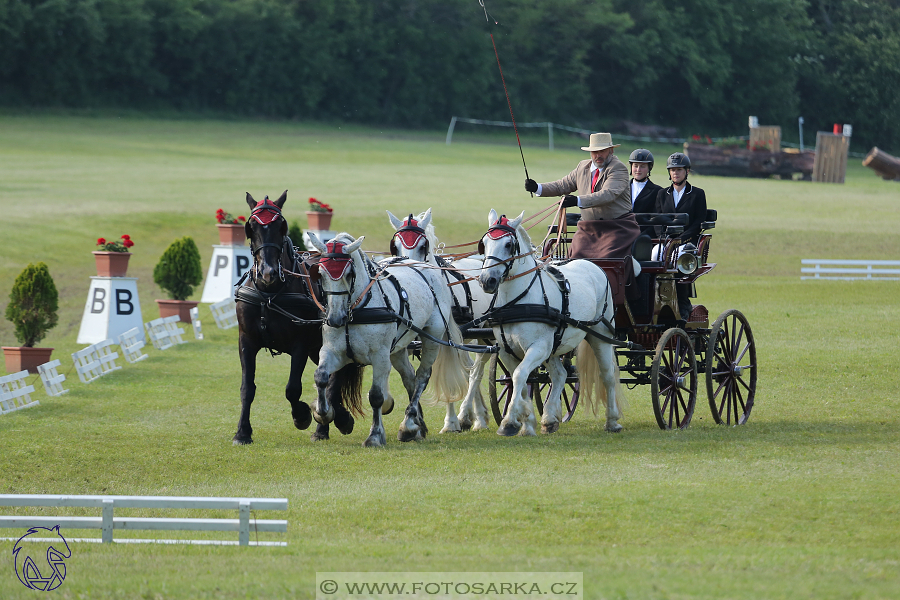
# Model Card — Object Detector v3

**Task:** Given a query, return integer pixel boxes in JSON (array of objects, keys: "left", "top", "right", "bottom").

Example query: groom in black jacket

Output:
[{"left": 628, "top": 148, "right": 663, "bottom": 235}]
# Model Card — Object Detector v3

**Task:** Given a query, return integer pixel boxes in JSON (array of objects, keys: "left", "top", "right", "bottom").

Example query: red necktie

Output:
[{"left": 591, "top": 168, "right": 600, "bottom": 191}]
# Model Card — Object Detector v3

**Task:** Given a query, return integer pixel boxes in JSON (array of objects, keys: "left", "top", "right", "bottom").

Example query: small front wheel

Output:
[{"left": 651, "top": 328, "right": 698, "bottom": 429}]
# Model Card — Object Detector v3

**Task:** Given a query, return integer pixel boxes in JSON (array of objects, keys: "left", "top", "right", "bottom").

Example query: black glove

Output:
[
  {"left": 561, "top": 195, "right": 578, "bottom": 208},
  {"left": 524, "top": 179, "right": 538, "bottom": 193}
]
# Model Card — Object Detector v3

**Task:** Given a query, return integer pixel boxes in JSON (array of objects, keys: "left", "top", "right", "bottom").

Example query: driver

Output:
[{"left": 524, "top": 132, "right": 639, "bottom": 266}]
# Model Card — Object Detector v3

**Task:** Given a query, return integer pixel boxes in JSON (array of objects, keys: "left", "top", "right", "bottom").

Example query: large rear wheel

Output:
[
  {"left": 650, "top": 328, "right": 697, "bottom": 429},
  {"left": 705, "top": 309, "right": 757, "bottom": 425}
]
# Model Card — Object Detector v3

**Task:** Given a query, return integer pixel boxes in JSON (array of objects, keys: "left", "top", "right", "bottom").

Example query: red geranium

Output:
[
  {"left": 216, "top": 208, "right": 246, "bottom": 224},
  {"left": 96, "top": 234, "right": 134, "bottom": 253},
  {"left": 308, "top": 197, "right": 333, "bottom": 213}
]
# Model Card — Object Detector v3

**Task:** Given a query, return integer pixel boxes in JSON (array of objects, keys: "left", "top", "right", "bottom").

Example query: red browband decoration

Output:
[
  {"left": 250, "top": 196, "right": 282, "bottom": 225},
  {"left": 394, "top": 215, "right": 426, "bottom": 249},
  {"left": 320, "top": 241, "right": 353, "bottom": 280},
  {"left": 487, "top": 215, "right": 516, "bottom": 240}
]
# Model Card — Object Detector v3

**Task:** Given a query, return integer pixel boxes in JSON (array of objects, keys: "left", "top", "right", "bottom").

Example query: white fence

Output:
[
  {"left": 0, "top": 494, "right": 288, "bottom": 546},
  {"left": 117, "top": 327, "right": 148, "bottom": 363},
  {"left": 801, "top": 259, "right": 900, "bottom": 280},
  {"left": 209, "top": 298, "right": 238, "bottom": 329},
  {"left": 145, "top": 316, "right": 186, "bottom": 350},
  {"left": 72, "top": 340, "right": 121, "bottom": 384},
  {"left": 0, "top": 370, "right": 38, "bottom": 414},
  {"left": 37, "top": 360, "right": 68, "bottom": 397},
  {"left": 190, "top": 307, "right": 203, "bottom": 340}
]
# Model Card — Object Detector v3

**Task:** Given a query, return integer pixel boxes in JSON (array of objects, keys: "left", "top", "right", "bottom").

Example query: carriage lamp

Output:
[{"left": 675, "top": 243, "right": 699, "bottom": 275}]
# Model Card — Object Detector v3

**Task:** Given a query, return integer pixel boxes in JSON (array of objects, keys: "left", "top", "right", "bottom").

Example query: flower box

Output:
[
  {"left": 156, "top": 300, "right": 200, "bottom": 324},
  {"left": 306, "top": 211, "right": 333, "bottom": 231},
  {"left": 3, "top": 346, "right": 54, "bottom": 375},
  {"left": 93, "top": 251, "right": 131, "bottom": 277},
  {"left": 217, "top": 224, "right": 246, "bottom": 246}
]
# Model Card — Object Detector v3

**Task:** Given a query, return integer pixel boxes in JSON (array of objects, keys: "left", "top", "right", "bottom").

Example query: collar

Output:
[{"left": 668, "top": 182, "right": 693, "bottom": 195}]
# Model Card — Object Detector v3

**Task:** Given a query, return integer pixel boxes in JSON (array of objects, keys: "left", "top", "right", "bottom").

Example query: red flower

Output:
[
  {"left": 121, "top": 234, "right": 130, "bottom": 240},
  {"left": 97, "top": 238, "right": 106, "bottom": 245},
  {"left": 238, "top": 216, "right": 246, "bottom": 222},
  {"left": 308, "top": 197, "right": 317, "bottom": 204},
  {"left": 692, "top": 134, "right": 701, "bottom": 141},
  {"left": 123, "top": 239, "right": 134, "bottom": 248}
]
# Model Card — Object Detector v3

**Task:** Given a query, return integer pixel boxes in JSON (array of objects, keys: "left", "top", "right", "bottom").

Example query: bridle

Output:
[
  {"left": 390, "top": 214, "right": 428, "bottom": 257},
  {"left": 248, "top": 196, "right": 287, "bottom": 286},
  {"left": 479, "top": 215, "right": 524, "bottom": 282}
]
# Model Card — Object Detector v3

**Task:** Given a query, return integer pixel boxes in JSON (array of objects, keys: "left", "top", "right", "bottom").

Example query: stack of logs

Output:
[
  {"left": 862, "top": 147, "right": 900, "bottom": 181},
  {"left": 684, "top": 143, "right": 815, "bottom": 180}
]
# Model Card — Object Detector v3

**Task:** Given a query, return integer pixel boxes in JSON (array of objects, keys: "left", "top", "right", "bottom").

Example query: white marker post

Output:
[
  {"left": 200, "top": 245, "right": 253, "bottom": 303},
  {"left": 76, "top": 277, "right": 144, "bottom": 345}
]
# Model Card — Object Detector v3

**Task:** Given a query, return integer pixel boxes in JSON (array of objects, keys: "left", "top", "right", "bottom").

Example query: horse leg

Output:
[
  {"left": 590, "top": 336, "right": 622, "bottom": 433},
  {"left": 313, "top": 350, "right": 343, "bottom": 428},
  {"left": 439, "top": 401, "right": 461, "bottom": 434},
  {"left": 286, "top": 350, "right": 312, "bottom": 432},
  {"left": 458, "top": 352, "right": 490, "bottom": 431},
  {"left": 233, "top": 334, "right": 260, "bottom": 445},
  {"left": 363, "top": 356, "right": 391, "bottom": 448},
  {"left": 540, "top": 357, "right": 566, "bottom": 434},
  {"left": 392, "top": 349, "right": 427, "bottom": 442},
  {"left": 499, "top": 345, "right": 546, "bottom": 437}
]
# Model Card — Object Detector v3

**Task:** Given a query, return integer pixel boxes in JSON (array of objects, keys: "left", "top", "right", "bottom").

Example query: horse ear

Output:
[
  {"left": 508, "top": 211, "right": 526, "bottom": 230},
  {"left": 386, "top": 210, "right": 403, "bottom": 230},
  {"left": 246, "top": 192, "right": 256, "bottom": 209},
  {"left": 274, "top": 190, "right": 287, "bottom": 208},
  {"left": 308, "top": 232, "right": 327, "bottom": 253},
  {"left": 420, "top": 208, "right": 432, "bottom": 230},
  {"left": 488, "top": 208, "right": 499, "bottom": 226},
  {"left": 346, "top": 236, "right": 365, "bottom": 255}
]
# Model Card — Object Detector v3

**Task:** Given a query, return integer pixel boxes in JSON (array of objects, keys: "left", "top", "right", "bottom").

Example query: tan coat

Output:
[{"left": 539, "top": 155, "right": 632, "bottom": 220}]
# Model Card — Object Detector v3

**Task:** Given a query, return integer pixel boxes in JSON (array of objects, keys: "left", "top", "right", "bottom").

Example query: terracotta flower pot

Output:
[
  {"left": 217, "top": 224, "right": 246, "bottom": 246},
  {"left": 306, "top": 211, "right": 333, "bottom": 231},
  {"left": 93, "top": 251, "right": 131, "bottom": 277},
  {"left": 155, "top": 300, "right": 199, "bottom": 324},
  {"left": 3, "top": 346, "right": 54, "bottom": 375}
]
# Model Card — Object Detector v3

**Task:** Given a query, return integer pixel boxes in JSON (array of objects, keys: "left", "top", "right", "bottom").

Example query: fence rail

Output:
[
  {"left": 801, "top": 259, "right": 900, "bottom": 280},
  {"left": 0, "top": 494, "right": 288, "bottom": 546}
]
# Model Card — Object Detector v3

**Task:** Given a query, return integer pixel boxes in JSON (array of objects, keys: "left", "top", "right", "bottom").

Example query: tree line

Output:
[{"left": 2, "top": 0, "right": 898, "bottom": 150}]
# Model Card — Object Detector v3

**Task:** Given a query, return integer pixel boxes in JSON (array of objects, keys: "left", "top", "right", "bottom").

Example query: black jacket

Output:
[
  {"left": 655, "top": 182, "right": 707, "bottom": 245},
  {"left": 631, "top": 178, "right": 663, "bottom": 214}
]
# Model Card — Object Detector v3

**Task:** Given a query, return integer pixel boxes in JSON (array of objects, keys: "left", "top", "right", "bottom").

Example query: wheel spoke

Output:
[
  {"left": 660, "top": 392, "right": 671, "bottom": 418},
  {"left": 737, "top": 373, "right": 753, "bottom": 394},
  {"left": 735, "top": 384, "right": 747, "bottom": 415},
  {"left": 735, "top": 342, "right": 751, "bottom": 364},
  {"left": 672, "top": 388, "right": 681, "bottom": 426},
  {"left": 731, "top": 321, "right": 746, "bottom": 359},
  {"left": 717, "top": 386, "right": 728, "bottom": 417}
]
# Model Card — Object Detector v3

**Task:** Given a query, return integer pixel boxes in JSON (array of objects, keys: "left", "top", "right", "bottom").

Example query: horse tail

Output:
[
  {"left": 334, "top": 363, "right": 365, "bottom": 417},
  {"left": 427, "top": 320, "right": 472, "bottom": 405},
  {"left": 576, "top": 339, "right": 625, "bottom": 419}
]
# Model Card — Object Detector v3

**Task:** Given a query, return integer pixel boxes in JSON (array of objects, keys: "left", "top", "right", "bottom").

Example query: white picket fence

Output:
[
  {"left": 0, "top": 371, "right": 38, "bottom": 414},
  {"left": 37, "top": 359, "right": 68, "bottom": 397},
  {"left": 71, "top": 340, "right": 122, "bottom": 384},
  {"left": 0, "top": 494, "right": 287, "bottom": 546},
  {"left": 190, "top": 307, "right": 204, "bottom": 340},
  {"left": 209, "top": 298, "right": 238, "bottom": 329},
  {"left": 144, "top": 315, "right": 186, "bottom": 350},
  {"left": 117, "top": 327, "right": 149, "bottom": 364},
  {"left": 801, "top": 259, "right": 900, "bottom": 280}
]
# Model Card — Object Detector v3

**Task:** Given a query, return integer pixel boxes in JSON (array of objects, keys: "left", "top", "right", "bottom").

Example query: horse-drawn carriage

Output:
[{"left": 465, "top": 209, "right": 757, "bottom": 430}]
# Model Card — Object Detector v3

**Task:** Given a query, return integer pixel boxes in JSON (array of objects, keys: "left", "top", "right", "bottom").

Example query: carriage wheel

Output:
[
  {"left": 530, "top": 379, "right": 579, "bottom": 422},
  {"left": 651, "top": 328, "right": 698, "bottom": 430},
  {"left": 705, "top": 309, "right": 757, "bottom": 425},
  {"left": 488, "top": 354, "right": 514, "bottom": 426}
]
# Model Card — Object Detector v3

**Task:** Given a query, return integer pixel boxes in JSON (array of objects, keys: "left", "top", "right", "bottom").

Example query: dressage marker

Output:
[
  {"left": 37, "top": 360, "right": 69, "bottom": 397},
  {"left": 76, "top": 275, "right": 144, "bottom": 346},
  {"left": 0, "top": 371, "right": 39, "bottom": 415},
  {"left": 200, "top": 243, "right": 252, "bottom": 303},
  {"left": 0, "top": 495, "right": 287, "bottom": 547}
]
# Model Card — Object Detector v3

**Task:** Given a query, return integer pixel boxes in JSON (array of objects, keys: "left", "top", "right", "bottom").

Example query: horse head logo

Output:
[{"left": 13, "top": 525, "right": 71, "bottom": 591}]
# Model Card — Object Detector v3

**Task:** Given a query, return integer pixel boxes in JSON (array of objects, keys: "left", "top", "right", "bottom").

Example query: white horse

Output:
[
  {"left": 308, "top": 232, "right": 470, "bottom": 447},
  {"left": 387, "top": 208, "right": 494, "bottom": 433},
  {"left": 478, "top": 210, "right": 623, "bottom": 436}
]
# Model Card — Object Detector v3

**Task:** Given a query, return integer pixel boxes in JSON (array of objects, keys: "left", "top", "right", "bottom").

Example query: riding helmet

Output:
[
  {"left": 666, "top": 152, "right": 691, "bottom": 170},
  {"left": 629, "top": 148, "right": 654, "bottom": 170}
]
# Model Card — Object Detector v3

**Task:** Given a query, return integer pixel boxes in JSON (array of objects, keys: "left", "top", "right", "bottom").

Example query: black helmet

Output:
[
  {"left": 629, "top": 148, "right": 654, "bottom": 170},
  {"left": 667, "top": 152, "right": 691, "bottom": 169}
]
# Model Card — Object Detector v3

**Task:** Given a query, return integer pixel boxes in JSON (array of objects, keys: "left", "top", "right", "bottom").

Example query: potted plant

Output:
[
  {"left": 306, "top": 197, "right": 333, "bottom": 230},
  {"left": 93, "top": 234, "right": 135, "bottom": 277},
  {"left": 3, "top": 262, "right": 58, "bottom": 374},
  {"left": 153, "top": 236, "right": 203, "bottom": 322},
  {"left": 215, "top": 208, "right": 247, "bottom": 246}
]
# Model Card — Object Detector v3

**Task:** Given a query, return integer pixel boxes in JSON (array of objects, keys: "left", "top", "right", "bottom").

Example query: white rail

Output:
[
  {"left": 801, "top": 259, "right": 900, "bottom": 280},
  {"left": 0, "top": 371, "right": 38, "bottom": 414},
  {"left": 0, "top": 494, "right": 288, "bottom": 546}
]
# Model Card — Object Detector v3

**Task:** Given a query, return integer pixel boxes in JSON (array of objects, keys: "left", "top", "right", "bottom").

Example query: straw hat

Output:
[{"left": 581, "top": 132, "right": 620, "bottom": 151}]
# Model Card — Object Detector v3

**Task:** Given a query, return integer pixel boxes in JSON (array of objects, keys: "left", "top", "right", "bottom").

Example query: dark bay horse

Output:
[{"left": 233, "top": 191, "right": 363, "bottom": 444}]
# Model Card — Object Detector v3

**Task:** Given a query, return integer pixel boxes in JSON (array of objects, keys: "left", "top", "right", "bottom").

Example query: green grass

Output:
[{"left": 1, "top": 114, "right": 899, "bottom": 599}]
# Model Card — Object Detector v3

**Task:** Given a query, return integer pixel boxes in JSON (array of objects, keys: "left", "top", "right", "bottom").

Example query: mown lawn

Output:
[{"left": 0, "top": 113, "right": 898, "bottom": 599}]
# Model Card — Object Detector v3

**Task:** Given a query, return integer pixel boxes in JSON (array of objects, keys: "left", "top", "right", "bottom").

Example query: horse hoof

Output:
[
  {"left": 293, "top": 411, "right": 312, "bottom": 431},
  {"left": 313, "top": 408, "right": 334, "bottom": 425},
  {"left": 605, "top": 422, "right": 623, "bottom": 433},
  {"left": 541, "top": 422, "right": 560, "bottom": 434},
  {"left": 232, "top": 436, "right": 253, "bottom": 446},
  {"left": 497, "top": 423, "right": 520, "bottom": 437},
  {"left": 398, "top": 426, "right": 421, "bottom": 442},
  {"left": 363, "top": 434, "right": 386, "bottom": 448},
  {"left": 334, "top": 412, "right": 355, "bottom": 435},
  {"left": 310, "top": 431, "right": 330, "bottom": 442},
  {"left": 458, "top": 417, "right": 473, "bottom": 431}
]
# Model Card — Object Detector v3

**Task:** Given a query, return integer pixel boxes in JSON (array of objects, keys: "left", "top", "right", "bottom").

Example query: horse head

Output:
[
  {"left": 245, "top": 190, "right": 288, "bottom": 289},
  {"left": 478, "top": 209, "right": 529, "bottom": 294},
  {"left": 308, "top": 231, "right": 365, "bottom": 328},
  {"left": 386, "top": 208, "right": 434, "bottom": 263}
]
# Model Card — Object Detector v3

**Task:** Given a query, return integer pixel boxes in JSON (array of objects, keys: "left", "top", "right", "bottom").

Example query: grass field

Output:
[{"left": 1, "top": 113, "right": 899, "bottom": 599}]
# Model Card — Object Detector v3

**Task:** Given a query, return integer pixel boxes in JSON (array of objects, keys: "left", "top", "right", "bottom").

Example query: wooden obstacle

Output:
[
  {"left": 37, "top": 359, "right": 68, "bottom": 397},
  {"left": 209, "top": 298, "right": 238, "bottom": 329},
  {"left": 144, "top": 316, "right": 186, "bottom": 350},
  {"left": 117, "top": 327, "right": 148, "bottom": 364},
  {"left": 862, "top": 147, "right": 900, "bottom": 181},
  {"left": 801, "top": 259, "right": 900, "bottom": 280},
  {"left": 71, "top": 340, "right": 121, "bottom": 384},
  {"left": 749, "top": 125, "right": 781, "bottom": 152},
  {"left": 685, "top": 143, "right": 813, "bottom": 179},
  {"left": 189, "top": 307, "right": 203, "bottom": 340},
  {"left": 0, "top": 494, "right": 288, "bottom": 546},
  {"left": 0, "top": 370, "right": 38, "bottom": 415},
  {"left": 813, "top": 132, "right": 850, "bottom": 183}
]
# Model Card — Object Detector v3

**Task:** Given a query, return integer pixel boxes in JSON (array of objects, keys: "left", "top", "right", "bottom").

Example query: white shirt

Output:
[
  {"left": 673, "top": 185, "right": 686, "bottom": 207},
  {"left": 631, "top": 180, "right": 647, "bottom": 207}
]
